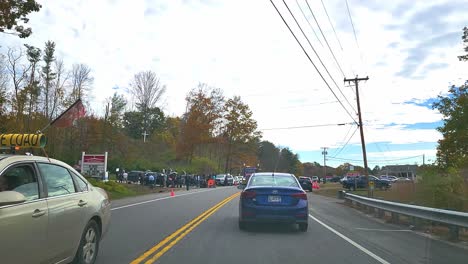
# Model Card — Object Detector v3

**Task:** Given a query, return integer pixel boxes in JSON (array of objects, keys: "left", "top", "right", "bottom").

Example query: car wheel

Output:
[
  {"left": 73, "top": 220, "right": 100, "bottom": 264},
  {"left": 239, "top": 221, "right": 248, "bottom": 230},
  {"left": 298, "top": 223, "right": 308, "bottom": 232}
]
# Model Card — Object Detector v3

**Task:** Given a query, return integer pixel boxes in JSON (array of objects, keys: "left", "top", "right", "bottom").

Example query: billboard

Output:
[{"left": 81, "top": 152, "right": 108, "bottom": 178}]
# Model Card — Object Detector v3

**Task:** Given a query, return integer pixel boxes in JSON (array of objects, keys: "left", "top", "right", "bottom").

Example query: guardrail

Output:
[{"left": 338, "top": 191, "right": 468, "bottom": 240}]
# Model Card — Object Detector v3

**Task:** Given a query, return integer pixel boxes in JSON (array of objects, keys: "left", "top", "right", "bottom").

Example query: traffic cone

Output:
[
  {"left": 313, "top": 181, "right": 320, "bottom": 190},
  {"left": 170, "top": 188, "right": 175, "bottom": 197}
]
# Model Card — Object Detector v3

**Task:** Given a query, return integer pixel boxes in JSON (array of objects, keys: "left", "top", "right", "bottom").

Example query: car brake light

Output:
[
  {"left": 241, "top": 190, "right": 256, "bottom": 199},
  {"left": 291, "top": 192, "right": 307, "bottom": 200}
]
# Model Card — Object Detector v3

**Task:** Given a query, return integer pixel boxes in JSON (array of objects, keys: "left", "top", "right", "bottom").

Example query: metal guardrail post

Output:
[
  {"left": 377, "top": 209, "right": 385, "bottom": 218},
  {"left": 449, "top": 226, "right": 459, "bottom": 241},
  {"left": 391, "top": 212, "right": 399, "bottom": 224}
]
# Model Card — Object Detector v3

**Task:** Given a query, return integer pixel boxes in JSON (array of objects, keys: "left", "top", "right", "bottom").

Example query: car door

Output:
[
  {"left": 37, "top": 162, "right": 89, "bottom": 263},
  {"left": 0, "top": 162, "right": 48, "bottom": 264}
]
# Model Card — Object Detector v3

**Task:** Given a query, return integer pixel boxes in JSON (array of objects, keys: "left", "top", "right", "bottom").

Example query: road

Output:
[{"left": 96, "top": 186, "right": 468, "bottom": 264}]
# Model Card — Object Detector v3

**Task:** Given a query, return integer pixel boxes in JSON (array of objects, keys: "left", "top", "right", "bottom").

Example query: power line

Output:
[
  {"left": 344, "top": 0, "right": 360, "bottom": 51},
  {"left": 330, "top": 123, "right": 355, "bottom": 157},
  {"left": 319, "top": 0, "right": 356, "bottom": 79},
  {"left": 330, "top": 125, "right": 358, "bottom": 158},
  {"left": 319, "top": 0, "right": 343, "bottom": 51},
  {"left": 260, "top": 122, "right": 352, "bottom": 131},
  {"left": 280, "top": 0, "right": 358, "bottom": 118},
  {"left": 328, "top": 155, "right": 424, "bottom": 163},
  {"left": 268, "top": 0, "right": 358, "bottom": 124},
  {"left": 295, "top": 0, "right": 323, "bottom": 48},
  {"left": 305, "top": 0, "right": 346, "bottom": 79}
]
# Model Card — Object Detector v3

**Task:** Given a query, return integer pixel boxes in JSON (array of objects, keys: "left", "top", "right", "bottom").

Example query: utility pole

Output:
[
  {"left": 321, "top": 147, "right": 328, "bottom": 184},
  {"left": 142, "top": 131, "right": 149, "bottom": 143},
  {"left": 423, "top": 154, "right": 425, "bottom": 165},
  {"left": 344, "top": 76, "right": 371, "bottom": 197}
]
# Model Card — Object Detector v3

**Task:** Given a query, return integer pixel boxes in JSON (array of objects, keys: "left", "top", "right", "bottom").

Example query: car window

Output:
[
  {"left": 73, "top": 172, "right": 88, "bottom": 192},
  {"left": 0, "top": 164, "right": 39, "bottom": 201},
  {"left": 249, "top": 175, "right": 299, "bottom": 187},
  {"left": 38, "top": 163, "right": 76, "bottom": 197}
]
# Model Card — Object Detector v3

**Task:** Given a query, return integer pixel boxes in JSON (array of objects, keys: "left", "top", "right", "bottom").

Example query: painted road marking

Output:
[
  {"left": 131, "top": 192, "right": 240, "bottom": 264},
  {"left": 111, "top": 188, "right": 224, "bottom": 211},
  {"left": 309, "top": 214, "right": 390, "bottom": 264},
  {"left": 355, "top": 228, "right": 412, "bottom": 232}
]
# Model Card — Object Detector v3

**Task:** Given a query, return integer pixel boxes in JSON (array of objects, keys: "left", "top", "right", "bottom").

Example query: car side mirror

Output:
[{"left": 0, "top": 191, "right": 27, "bottom": 206}]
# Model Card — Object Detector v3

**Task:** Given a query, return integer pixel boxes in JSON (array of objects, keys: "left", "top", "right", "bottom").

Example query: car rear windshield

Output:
[
  {"left": 249, "top": 175, "right": 299, "bottom": 188},
  {"left": 216, "top": 175, "right": 225, "bottom": 179}
]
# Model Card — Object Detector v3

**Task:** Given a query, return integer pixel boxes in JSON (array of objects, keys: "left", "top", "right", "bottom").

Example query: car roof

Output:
[
  {"left": 0, "top": 154, "right": 74, "bottom": 172},
  {"left": 252, "top": 172, "right": 295, "bottom": 177}
]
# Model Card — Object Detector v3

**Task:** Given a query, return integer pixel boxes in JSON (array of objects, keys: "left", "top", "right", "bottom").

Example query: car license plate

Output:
[{"left": 268, "top": 195, "right": 281, "bottom": 203}]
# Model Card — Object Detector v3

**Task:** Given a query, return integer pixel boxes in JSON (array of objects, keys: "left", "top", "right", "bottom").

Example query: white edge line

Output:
[
  {"left": 355, "top": 228, "right": 412, "bottom": 232},
  {"left": 309, "top": 214, "right": 390, "bottom": 264},
  {"left": 111, "top": 188, "right": 220, "bottom": 211}
]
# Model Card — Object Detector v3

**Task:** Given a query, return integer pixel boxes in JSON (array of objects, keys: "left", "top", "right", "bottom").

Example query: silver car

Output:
[{"left": 0, "top": 155, "right": 111, "bottom": 264}]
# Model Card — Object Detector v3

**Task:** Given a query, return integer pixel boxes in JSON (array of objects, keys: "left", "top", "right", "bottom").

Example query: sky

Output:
[{"left": 2, "top": 0, "right": 468, "bottom": 167}]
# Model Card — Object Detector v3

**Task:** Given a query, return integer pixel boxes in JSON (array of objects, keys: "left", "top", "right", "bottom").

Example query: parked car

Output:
[
  {"left": 312, "top": 176, "right": 319, "bottom": 182},
  {"left": 239, "top": 172, "right": 308, "bottom": 231},
  {"left": 330, "top": 176, "right": 341, "bottom": 183},
  {"left": 341, "top": 175, "right": 391, "bottom": 191},
  {"left": 0, "top": 154, "right": 111, "bottom": 264},
  {"left": 127, "top": 170, "right": 145, "bottom": 183},
  {"left": 298, "top": 176, "right": 313, "bottom": 191},
  {"left": 379, "top": 175, "right": 398, "bottom": 182}
]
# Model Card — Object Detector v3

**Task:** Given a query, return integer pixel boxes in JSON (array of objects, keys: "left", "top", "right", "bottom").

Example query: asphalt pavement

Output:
[{"left": 96, "top": 187, "right": 468, "bottom": 264}]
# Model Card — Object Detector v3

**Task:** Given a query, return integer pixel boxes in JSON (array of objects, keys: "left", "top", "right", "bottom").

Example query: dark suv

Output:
[{"left": 299, "top": 176, "right": 313, "bottom": 191}]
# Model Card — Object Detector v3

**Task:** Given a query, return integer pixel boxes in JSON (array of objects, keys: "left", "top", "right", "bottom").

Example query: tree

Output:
[
  {"left": 372, "top": 165, "right": 381, "bottom": 175},
  {"left": 258, "top": 141, "right": 279, "bottom": 171},
  {"left": 41, "top": 40, "right": 56, "bottom": 119},
  {"left": 0, "top": 52, "right": 8, "bottom": 117},
  {"left": 458, "top": 27, "right": 468, "bottom": 62},
  {"left": 106, "top": 92, "right": 126, "bottom": 129},
  {"left": 433, "top": 83, "right": 467, "bottom": 167},
  {"left": 177, "top": 83, "right": 224, "bottom": 161},
  {"left": 130, "top": 71, "right": 166, "bottom": 135},
  {"left": 123, "top": 107, "right": 165, "bottom": 140},
  {"left": 6, "top": 47, "right": 29, "bottom": 119},
  {"left": 68, "top": 63, "right": 93, "bottom": 103},
  {"left": 23, "top": 44, "right": 41, "bottom": 131},
  {"left": 222, "top": 96, "right": 260, "bottom": 172},
  {"left": 0, "top": 0, "right": 42, "bottom": 38}
]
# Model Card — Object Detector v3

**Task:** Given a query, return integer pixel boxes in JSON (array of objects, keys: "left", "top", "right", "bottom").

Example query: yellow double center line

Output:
[{"left": 131, "top": 192, "right": 240, "bottom": 264}]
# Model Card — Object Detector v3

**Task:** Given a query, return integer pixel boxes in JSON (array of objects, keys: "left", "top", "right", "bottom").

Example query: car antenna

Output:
[{"left": 41, "top": 147, "right": 51, "bottom": 162}]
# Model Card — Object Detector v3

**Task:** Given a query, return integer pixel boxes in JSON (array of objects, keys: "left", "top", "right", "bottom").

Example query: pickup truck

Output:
[{"left": 341, "top": 175, "right": 391, "bottom": 191}]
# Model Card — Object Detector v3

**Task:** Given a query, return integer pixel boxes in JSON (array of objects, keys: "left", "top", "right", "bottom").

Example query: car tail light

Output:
[
  {"left": 291, "top": 192, "right": 307, "bottom": 200},
  {"left": 241, "top": 190, "right": 256, "bottom": 199}
]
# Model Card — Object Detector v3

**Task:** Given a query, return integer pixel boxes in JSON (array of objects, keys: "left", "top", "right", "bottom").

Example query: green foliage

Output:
[
  {"left": 416, "top": 166, "right": 467, "bottom": 211},
  {"left": 87, "top": 178, "right": 135, "bottom": 199},
  {"left": 0, "top": 0, "right": 42, "bottom": 38},
  {"left": 123, "top": 107, "right": 165, "bottom": 139},
  {"left": 433, "top": 82, "right": 468, "bottom": 168}
]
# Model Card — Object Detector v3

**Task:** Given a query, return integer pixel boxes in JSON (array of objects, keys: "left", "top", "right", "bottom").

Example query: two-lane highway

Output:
[{"left": 96, "top": 187, "right": 468, "bottom": 264}]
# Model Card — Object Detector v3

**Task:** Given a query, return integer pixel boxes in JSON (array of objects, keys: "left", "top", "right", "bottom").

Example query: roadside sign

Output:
[
  {"left": 81, "top": 152, "right": 108, "bottom": 178},
  {"left": 369, "top": 181, "right": 375, "bottom": 190}
]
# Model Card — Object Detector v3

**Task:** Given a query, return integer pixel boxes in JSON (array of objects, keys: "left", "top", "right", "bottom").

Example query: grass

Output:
[{"left": 86, "top": 178, "right": 178, "bottom": 200}]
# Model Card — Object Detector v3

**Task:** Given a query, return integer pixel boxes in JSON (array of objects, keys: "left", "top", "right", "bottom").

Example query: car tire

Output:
[
  {"left": 73, "top": 220, "right": 100, "bottom": 264},
  {"left": 239, "top": 221, "right": 247, "bottom": 230},
  {"left": 298, "top": 223, "right": 308, "bottom": 232}
]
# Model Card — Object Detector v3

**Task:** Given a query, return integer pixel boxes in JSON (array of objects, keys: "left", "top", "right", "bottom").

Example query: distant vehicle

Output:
[
  {"left": 341, "top": 175, "right": 391, "bottom": 191},
  {"left": 0, "top": 154, "right": 111, "bottom": 264},
  {"left": 298, "top": 176, "right": 313, "bottom": 191},
  {"left": 379, "top": 175, "right": 398, "bottom": 182},
  {"left": 330, "top": 176, "right": 341, "bottom": 183},
  {"left": 239, "top": 172, "right": 308, "bottom": 231},
  {"left": 215, "top": 174, "right": 234, "bottom": 186},
  {"left": 127, "top": 170, "right": 145, "bottom": 184},
  {"left": 397, "top": 177, "right": 412, "bottom": 182},
  {"left": 311, "top": 176, "right": 319, "bottom": 182}
]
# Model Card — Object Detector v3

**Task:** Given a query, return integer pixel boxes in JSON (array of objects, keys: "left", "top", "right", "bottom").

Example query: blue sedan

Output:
[{"left": 238, "top": 172, "right": 309, "bottom": 231}]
